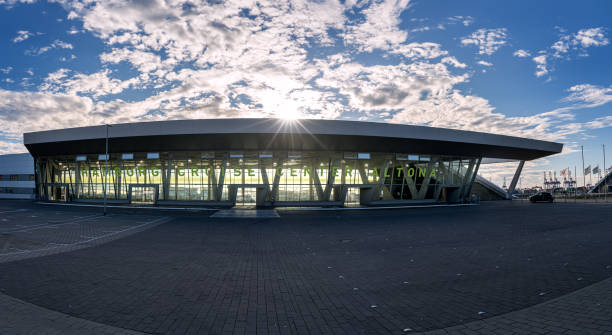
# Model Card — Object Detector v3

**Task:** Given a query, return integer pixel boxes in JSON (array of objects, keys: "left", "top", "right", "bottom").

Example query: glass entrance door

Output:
[
  {"left": 48, "top": 185, "right": 67, "bottom": 202},
  {"left": 345, "top": 187, "right": 361, "bottom": 207},
  {"left": 131, "top": 186, "right": 156, "bottom": 205},
  {"left": 236, "top": 187, "right": 257, "bottom": 207}
]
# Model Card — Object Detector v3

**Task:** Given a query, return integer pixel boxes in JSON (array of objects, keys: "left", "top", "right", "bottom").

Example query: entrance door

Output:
[
  {"left": 345, "top": 187, "right": 361, "bottom": 207},
  {"left": 47, "top": 185, "right": 67, "bottom": 202},
  {"left": 442, "top": 186, "right": 461, "bottom": 203},
  {"left": 236, "top": 187, "right": 257, "bottom": 207},
  {"left": 131, "top": 186, "right": 156, "bottom": 205}
]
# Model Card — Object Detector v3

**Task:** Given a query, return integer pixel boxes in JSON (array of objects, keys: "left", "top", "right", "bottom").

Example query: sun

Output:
[{"left": 277, "top": 109, "right": 301, "bottom": 121}]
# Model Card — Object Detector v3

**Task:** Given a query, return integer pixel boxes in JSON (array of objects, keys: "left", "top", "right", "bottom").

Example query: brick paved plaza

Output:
[{"left": 0, "top": 200, "right": 611, "bottom": 334}]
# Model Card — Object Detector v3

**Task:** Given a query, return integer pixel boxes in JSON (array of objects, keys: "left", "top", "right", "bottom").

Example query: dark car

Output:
[{"left": 529, "top": 192, "right": 554, "bottom": 203}]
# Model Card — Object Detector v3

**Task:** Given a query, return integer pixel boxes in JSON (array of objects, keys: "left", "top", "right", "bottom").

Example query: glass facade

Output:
[{"left": 35, "top": 151, "right": 481, "bottom": 206}]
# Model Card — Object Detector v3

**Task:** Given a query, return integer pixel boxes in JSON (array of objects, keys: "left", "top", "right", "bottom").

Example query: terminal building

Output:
[{"left": 22, "top": 119, "right": 562, "bottom": 207}]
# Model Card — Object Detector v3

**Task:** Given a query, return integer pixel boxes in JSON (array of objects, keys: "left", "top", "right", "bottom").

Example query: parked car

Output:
[{"left": 529, "top": 192, "right": 554, "bottom": 203}]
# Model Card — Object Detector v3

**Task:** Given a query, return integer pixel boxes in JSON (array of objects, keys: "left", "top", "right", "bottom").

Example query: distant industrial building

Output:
[{"left": 0, "top": 153, "right": 35, "bottom": 200}]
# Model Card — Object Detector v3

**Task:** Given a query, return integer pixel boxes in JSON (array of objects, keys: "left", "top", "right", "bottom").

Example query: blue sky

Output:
[{"left": 0, "top": 0, "right": 611, "bottom": 187}]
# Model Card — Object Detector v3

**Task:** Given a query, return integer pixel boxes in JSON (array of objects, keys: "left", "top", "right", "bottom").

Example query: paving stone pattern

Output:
[
  {"left": 0, "top": 290, "right": 144, "bottom": 335},
  {"left": 0, "top": 205, "right": 170, "bottom": 263},
  {"left": 0, "top": 200, "right": 611, "bottom": 334},
  {"left": 417, "top": 273, "right": 612, "bottom": 335}
]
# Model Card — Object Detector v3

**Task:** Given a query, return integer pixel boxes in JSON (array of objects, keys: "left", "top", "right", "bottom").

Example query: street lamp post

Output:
[{"left": 104, "top": 124, "right": 112, "bottom": 216}]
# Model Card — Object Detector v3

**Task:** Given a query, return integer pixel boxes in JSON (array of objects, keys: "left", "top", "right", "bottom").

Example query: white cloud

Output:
[
  {"left": 0, "top": 0, "right": 35, "bottom": 8},
  {"left": 441, "top": 56, "right": 467, "bottom": 68},
  {"left": 391, "top": 42, "right": 448, "bottom": 59},
  {"left": 461, "top": 28, "right": 508, "bottom": 55},
  {"left": 0, "top": 66, "right": 12, "bottom": 74},
  {"left": 556, "top": 115, "right": 612, "bottom": 137},
  {"left": 312, "top": 58, "right": 589, "bottom": 143},
  {"left": 67, "top": 26, "right": 82, "bottom": 35},
  {"left": 550, "top": 27, "right": 609, "bottom": 58},
  {"left": 101, "top": 48, "right": 165, "bottom": 73},
  {"left": 530, "top": 27, "right": 609, "bottom": 79},
  {"left": 561, "top": 84, "right": 612, "bottom": 108},
  {"left": 0, "top": 140, "right": 28, "bottom": 155},
  {"left": 477, "top": 60, "right": 493, "bottom": 66},
  {"left": 316, "top": 61, "right": 468, "bottom": 112},
  {"left": 410, "top": 26, "right": 430, "bottom": 33},
  {"left": 412, "top": 15, "right": 473, "bottom": 33},
  {"left": 574, "top": 27, "right": 609, "bottom": 48},
  {"left": 551, "top": 37, "right": 570, "bottom": 57},
  {"left": 26, "top": 39, "right": 73, "bottom": 55},
  {"left": 513, "top": 49, "right": 531, "bottom": 58},
  {"left": 59, "top": 54, "right": 77, "bottom": 62},
  {"left": 40, "top": 69, "right": 139, "bottom": 98},
  {"left": 343, "top": 0, "right": 411, "bottom": 52},
  {"left": 448, "top": 15, "right": 474, "bottom": 27},
  {"left": 533, "top": 55, "right": 548, "bottom": 77},
  {"left": 12, "top": 30, "right": 33, "bottom": 43},
  {"left": 0, "top": 89, "right": 95, "bottom": 142}
]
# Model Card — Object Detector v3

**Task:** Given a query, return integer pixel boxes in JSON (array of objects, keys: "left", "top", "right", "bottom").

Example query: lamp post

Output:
[{"left": 104, "top": 124, "right": 112, "bottom": 216}]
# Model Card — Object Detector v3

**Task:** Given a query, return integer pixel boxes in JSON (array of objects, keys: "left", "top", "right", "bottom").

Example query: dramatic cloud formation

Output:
[
  {"left": 0, "top": 0, "right": 611, "bottom": 188},
  {"left": 0, "top": 1, "right": 608, "bottom": 145}
]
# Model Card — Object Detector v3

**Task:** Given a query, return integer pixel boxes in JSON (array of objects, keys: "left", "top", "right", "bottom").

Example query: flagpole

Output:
[
  {"left": 564, "top": 168, "right": 567, "bottom": 203},
  {"left": 604, "top": 144, "right": 607, "bottom": 203},
  {"left": 568, "top": 166, "right": 571, "bottom": 202},
  {"left": 581, "top": 146, "right": 585, "bottom": 200},
  {"left": 568, "top": 166, "right": 571, "bottom": 201},
  {"left": 574, "top": 166, "right": 577, "bottom": 203},
  {"left": 593, "top": 167, "right": 596, "bottom": 202},
  {"left": 566, "top": 167, "right": 569, "bottom": 202},
  {"left": 589, "top": 168, "right": 593, "bottom": 202}
]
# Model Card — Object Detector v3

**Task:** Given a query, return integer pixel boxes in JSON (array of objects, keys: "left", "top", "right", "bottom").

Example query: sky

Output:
[{"left": 0, "top": 0, "right": 611, "bottom": 188}]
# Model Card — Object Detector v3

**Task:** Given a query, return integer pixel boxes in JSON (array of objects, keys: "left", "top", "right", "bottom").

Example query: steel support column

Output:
[{"left": 507, "top": 160, "right": 525, "bottom": 197}]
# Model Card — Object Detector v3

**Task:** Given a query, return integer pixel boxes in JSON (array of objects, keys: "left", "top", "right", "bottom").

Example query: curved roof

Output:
[{"left": 24, "top": 118, "right": 563, "bottom": 160}]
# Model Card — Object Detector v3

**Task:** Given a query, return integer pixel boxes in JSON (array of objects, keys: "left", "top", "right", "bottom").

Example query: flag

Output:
[
  {"left": 593, "top": 166, "right": 600, "bottom": 174},
  {"left": 584, "top": 165, "right": 591, "bottom": 175},
  {"left": 561, "top": 168, "right": 568, "bottom": 176}
]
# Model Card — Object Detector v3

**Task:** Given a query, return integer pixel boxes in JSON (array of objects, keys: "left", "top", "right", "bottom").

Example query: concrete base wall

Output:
[
  {"left": 471, "top": 183, "right": 507, "bottom": 201},
  {"left": 0, "top": 194, "right": 35, "bottom": 200}
]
